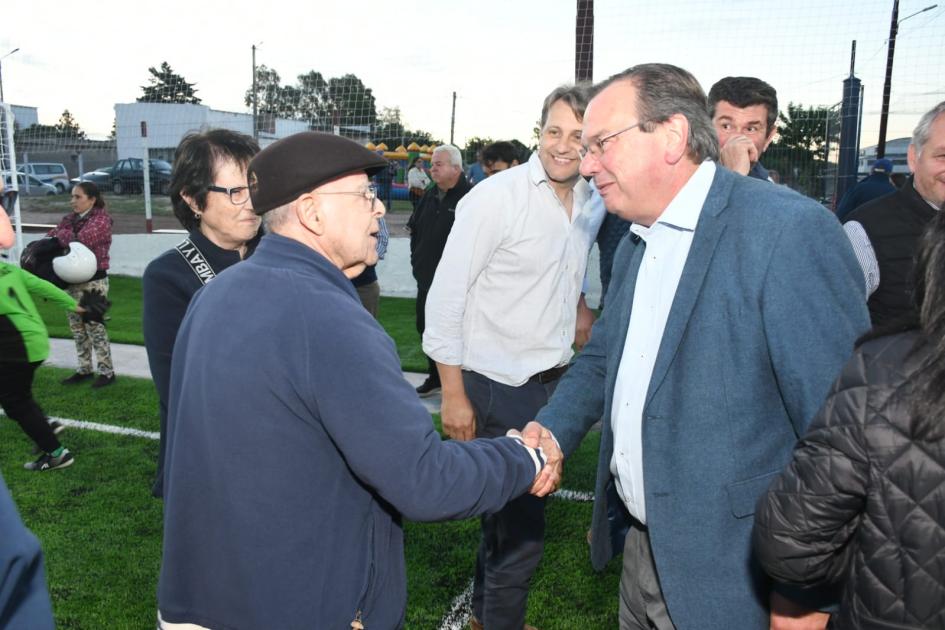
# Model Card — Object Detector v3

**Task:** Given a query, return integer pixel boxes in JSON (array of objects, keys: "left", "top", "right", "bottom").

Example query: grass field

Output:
[{"left": 3, "top": 366, "right": 619, "bottom": 628}]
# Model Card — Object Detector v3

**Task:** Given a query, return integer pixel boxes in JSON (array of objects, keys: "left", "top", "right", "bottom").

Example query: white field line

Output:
[
  {"left": 435, "top": 487, "right": 595, "bottom": 629},
  {"left": 437, "top": 580, "right": 474, "bottom": 630},
  {"left": 49, "top": 416, "right": 159, "bottom": 440}
]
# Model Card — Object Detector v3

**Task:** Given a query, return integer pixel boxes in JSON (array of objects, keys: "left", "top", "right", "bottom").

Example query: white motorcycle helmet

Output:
[{"left": 52, "top": 242, "right": 98, "bottom": 284}]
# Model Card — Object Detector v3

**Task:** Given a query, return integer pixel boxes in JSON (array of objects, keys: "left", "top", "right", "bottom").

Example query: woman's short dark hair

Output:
[
  {"left": 169, "top": 129, "right": 259, "bottom": 230},
  {"left": 74, "top": 181, "right": 106, "bottom": 209}
]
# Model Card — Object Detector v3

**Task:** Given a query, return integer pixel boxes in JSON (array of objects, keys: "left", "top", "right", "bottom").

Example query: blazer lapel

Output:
[
  {"left": 644, "top": 170, "right": 733, "bottom": 408},
  {"left": 604, "top": 237, "right": 647, "bottom": 401}
]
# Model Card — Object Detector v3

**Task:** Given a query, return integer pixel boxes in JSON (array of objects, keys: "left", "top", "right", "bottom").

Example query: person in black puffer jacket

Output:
[{"left": 753, "top": 211, "right": 945, "bottom": 629}]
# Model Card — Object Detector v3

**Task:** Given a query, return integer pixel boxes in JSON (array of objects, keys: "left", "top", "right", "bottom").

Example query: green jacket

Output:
[{"left": 0, "top": 261, "right": 76, "bottom": 363}]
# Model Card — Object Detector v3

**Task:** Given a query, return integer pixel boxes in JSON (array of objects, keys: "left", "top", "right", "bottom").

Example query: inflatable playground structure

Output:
[{"left": 367, "top": 141, "right": 433, "bottom": 201}]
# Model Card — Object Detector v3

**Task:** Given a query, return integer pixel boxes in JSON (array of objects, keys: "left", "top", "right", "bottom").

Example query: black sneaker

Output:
[
  {"left": 61, "top": 372, "right": 93, "bottom": 385},
  {"left": 415, "top": 377, "right": 441, "bottom": 398},
  {"left": 91, "top": 374, "right": 116, "bottom": 389},
  {"left": 24, "top": 449, "right": 74, "bottom": 471},
  {"left": 32, "top": 421, "right": 66, "bottom": 455}
]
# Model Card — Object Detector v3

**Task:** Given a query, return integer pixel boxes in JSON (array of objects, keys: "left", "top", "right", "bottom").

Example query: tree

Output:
[
  {"left": 462, "top": 136, "right": 494, "bottom": 164},
  {"left": 56, "top": 109, "right": 86, "bottom": 140},
  {"left": 138, "top": 62, "right": 201, "bottom": 104},
  {"left": 765, "top": 103, "right": 840, "bottom": 198},
  {"left": 327, "top": 74, "right": 377, "bottom": 130},
  {"left": 245, "top": 65, "right": 297, "bottom": 119}
]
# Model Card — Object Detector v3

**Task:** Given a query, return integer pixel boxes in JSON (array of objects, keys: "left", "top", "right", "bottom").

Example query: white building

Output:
[
  {"left": 857, "top": 137, "right": 911, "bottom": 175},
  {"left": 10, "top": 104, "right": 39, "bottom": 129},
  {"left": 115, "top": 103, "right": 309, "bottom": 160}
]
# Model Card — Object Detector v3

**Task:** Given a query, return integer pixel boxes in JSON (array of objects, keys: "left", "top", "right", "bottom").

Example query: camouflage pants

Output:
[{"left": 66, "top": 277, "right": 114, "bottom": 377}]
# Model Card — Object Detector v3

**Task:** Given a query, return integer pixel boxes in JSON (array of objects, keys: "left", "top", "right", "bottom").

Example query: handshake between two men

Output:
[{"left": 510, "top": 422, "right": 564, "bottom": 498}]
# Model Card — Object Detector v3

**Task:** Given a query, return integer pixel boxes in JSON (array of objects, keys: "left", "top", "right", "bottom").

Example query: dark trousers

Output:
[
  {"left": 0, "top": 361, "right": 59, "bottom": 453},
  {"left": 619, "top": 515, "right": 675, "bottom": 630},
  {"left": 464, "top": 370, "right": 560, "bottom": 630},
  {"left": 415, "top": 285, "right": 438, "bottom": 381}
]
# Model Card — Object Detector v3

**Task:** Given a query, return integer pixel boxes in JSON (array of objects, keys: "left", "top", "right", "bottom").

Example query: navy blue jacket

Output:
[
  {"left": 537, "top": 167, "right": 869, "bottom": 628},
  {"left": 834, "top": 173, "right": 896, "bottom": 222},
  {"left": 0, "top": 474, "right": 54, "bottom": 629},
  {"left": 158, "top": 234, "right": 539, "bottom": 629}
]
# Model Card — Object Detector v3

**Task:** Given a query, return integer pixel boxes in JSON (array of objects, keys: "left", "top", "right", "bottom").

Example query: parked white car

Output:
[{"left": 17, "top": 162, "right": 71, "bottom": 193}]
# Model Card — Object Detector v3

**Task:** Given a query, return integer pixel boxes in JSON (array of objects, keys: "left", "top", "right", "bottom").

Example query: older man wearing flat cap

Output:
[{"left": 157, "top": 132, "right": 559, "bottom": 630}]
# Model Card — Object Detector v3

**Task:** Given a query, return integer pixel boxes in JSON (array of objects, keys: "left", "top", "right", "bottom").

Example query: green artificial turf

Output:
[
  {"left": 34, "top": 275, "right": 428, "bottom": 373},
  {"left": 3, "top": 367, "right": 617, "bottom": 628}
]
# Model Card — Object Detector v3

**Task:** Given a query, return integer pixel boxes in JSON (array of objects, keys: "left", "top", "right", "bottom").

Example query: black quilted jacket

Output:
[{"left": 753, "top": 330, "right": 945, "bottom": 629}]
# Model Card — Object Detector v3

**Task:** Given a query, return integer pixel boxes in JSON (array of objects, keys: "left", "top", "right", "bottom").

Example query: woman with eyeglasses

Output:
[{"left": 142, "top": 129, "right": 261, "bottom": 498}]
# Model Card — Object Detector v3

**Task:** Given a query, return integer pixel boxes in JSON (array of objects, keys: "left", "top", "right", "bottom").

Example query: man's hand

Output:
[
  {"left": 574, "top": 294, "right": 596, "bottom": 351},
  {"left": 441, "top": 392, "right": 476, "bottom": 441},
  {"left": 521, "top": 421, "right": 563, "bottom": 497},
  {"left": 769, "top": 591, "right": 831, "bottom": 630},
  {"left": 719, "top": 135, "right": 758, "bottom": 176}
]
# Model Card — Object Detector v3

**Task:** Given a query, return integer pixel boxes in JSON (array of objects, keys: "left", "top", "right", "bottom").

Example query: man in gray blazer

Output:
[{"left": 526, "top": 64, "right": 869, "bottom": 629}]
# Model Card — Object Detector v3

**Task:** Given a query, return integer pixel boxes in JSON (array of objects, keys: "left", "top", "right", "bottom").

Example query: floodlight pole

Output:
[
  {"left": 575, "top": 0, "right": 594, "bottom": 82},
  {"left": 0, "top": 48, "right": 20, "bottom": 103},
  {"left": 450, "top": 91, "right": 456, "bottom": 145}
]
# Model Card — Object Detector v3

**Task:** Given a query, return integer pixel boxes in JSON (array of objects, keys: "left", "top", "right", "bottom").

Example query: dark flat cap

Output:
[{"left": 248, "top": 131, "right": 388, "bottom": 214}]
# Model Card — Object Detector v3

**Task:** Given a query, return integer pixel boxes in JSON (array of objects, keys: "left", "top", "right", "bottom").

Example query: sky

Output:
[{"left": 3, "top": 0, "right": 943, "bottom": 148}]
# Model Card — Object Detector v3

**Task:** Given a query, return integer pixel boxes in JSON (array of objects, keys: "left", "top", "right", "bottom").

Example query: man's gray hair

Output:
[
  {"left": 912, "top": 101, "right": 945, "bottom": 155},
  {"left": 597, "top": 63, "right": 719, "bottom": 163},
  {"left": 262, "top": 201, "right": 294, "bottom": 233},
  {"left": 540, "top": 84, "right": 592, "bottom": 128},
  {"left": 433, "top": 144, "right": 463, "bottom": 168}
]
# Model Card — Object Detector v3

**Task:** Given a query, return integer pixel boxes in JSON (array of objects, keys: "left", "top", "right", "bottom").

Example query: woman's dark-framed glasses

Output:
[{"left": 207, "top": 185, "right": 251, "bottom": 206}]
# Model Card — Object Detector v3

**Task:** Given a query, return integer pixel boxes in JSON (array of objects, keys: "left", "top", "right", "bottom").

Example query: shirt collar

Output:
[
  {"left": 526, "top": 151, "right": 591, "bottom": 207},
  {"left": 649, "top": 160, "right": 716, "bottom": 234}
]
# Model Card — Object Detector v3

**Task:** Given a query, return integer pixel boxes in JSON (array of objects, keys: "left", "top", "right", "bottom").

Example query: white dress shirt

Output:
[
  {"left": 611, "top": 160, "right": 716, "bottom": 524},
  {"left": 423, "top": 152, "right": 605, "bottom": 386}
]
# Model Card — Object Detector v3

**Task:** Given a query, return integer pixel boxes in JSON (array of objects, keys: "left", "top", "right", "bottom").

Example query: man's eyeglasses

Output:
[
  {"left": 313, "top": 184, "right": 378, "bottom": 211},
  {"left": 579, "top": 121, "right": 646, "bottom": 159},
  {"left": 207, "top": 185, "right": 251, "bottom": 206}
]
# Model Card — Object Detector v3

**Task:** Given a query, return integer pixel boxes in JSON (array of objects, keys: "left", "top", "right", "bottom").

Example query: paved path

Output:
[{"left": 46, "top": 338, "right": 442, "bottom": 414}]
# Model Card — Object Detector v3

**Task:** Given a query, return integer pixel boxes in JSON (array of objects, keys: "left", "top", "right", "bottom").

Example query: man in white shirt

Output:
[
  {"left": 423, "top": 85, "right": 604, "bottom": 630},
  {"left": 526, "top": 64, "right": 868, "bottom": 629}
]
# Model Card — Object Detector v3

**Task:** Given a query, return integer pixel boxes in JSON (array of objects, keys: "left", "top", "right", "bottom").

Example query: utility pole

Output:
[
  {"left": 575, "top": 0, "right": 594, "bottom": 82},
  {"left": 450, "top": 91, "right": 456, "bottom": 145},
  {"left": 877, "top": 2, "right": 937, "bottom": 158},
  {"left": 252, "top": 44, "right": 260, "bottom": 140},
  {"left": 0, "top": 48, "right": 20, "bottom": 103}
]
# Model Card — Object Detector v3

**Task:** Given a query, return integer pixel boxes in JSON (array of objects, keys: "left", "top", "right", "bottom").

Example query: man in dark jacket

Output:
[
  {"left": 842, "top": 101, "right": 944, "bottom": 327},
  {"left": 834, "top": 158, "right": 896, "bottom": 221},
  {"left": 157, "top": 132, "right": 552, "bottom": 630},
  {"left": 407, "top": 144, "right": 471, "bottom": 397}
]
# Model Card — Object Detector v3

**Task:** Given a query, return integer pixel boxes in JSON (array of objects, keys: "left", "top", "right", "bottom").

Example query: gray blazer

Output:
[{"left": 536, "top": 166, "right": 870, "bottom": 628}]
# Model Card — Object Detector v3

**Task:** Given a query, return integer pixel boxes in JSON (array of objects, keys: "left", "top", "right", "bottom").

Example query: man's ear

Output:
[
  {"left": 763, "top": 125, "right": 778, "bottom": 152},
  {"left": 663, "top": 113, "right": 690, "bottom": 165},
  {"left": 296, "top": 193, "right": 326, "bottom": 236}
]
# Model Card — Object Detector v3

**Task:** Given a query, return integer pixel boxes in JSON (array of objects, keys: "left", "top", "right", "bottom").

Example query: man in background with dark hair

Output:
[
  {"left": 708, "top": 76, "right": 779, "bottom": 181},
  {"left": 480, "top": 141, "right": 520, "bottom": 177}
]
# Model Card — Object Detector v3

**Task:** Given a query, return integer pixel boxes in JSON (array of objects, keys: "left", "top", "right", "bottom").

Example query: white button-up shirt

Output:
[
  {"left": 611, "top": 160, "right": 716, "bottom": 524},
  {"left": 423, "top": 152, "right": 605, "bottom": 386}
]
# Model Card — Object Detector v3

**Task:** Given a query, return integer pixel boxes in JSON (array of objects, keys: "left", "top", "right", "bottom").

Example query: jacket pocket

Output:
[{"left": 726, "top": 470, "right": 781, "bottom": 518}]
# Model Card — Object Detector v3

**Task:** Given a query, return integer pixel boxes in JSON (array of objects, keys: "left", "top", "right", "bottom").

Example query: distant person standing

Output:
[
  {"left": 407, "top": 157, "right": 430, "bottom": 209},
  {"left": 50, "top": 182, "right": 115, "bottom": 388},
  {"left": 480, "top": 141, "right": 520, "bottom": 177},
  {"left": 834, "top": 158, "right": 896, "bottom": 221},
  {"left": 408, "top": 145, "right": 471, "bottom": 397}
]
